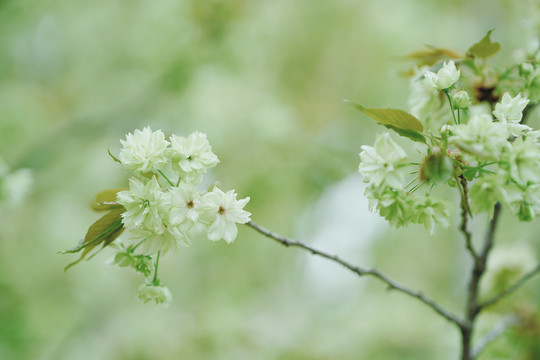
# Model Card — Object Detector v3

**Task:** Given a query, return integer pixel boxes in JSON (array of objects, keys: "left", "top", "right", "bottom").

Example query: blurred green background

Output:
[{"left": 1, "top": 0, "right": 539, "bottom": 359}]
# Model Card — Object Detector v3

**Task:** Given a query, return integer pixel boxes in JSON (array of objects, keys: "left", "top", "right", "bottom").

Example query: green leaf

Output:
[
  {"left": 468, "top": 29, "right": 500, "bottom": 59},
  {"left": 62, "top": 207, "right": 125, "bottom": 271},
  {"left": 346, "top": 100, "right": 426, "bottom": 143},
  {"left": 91, "top": 188, "right": 127, "bottom": 211}
]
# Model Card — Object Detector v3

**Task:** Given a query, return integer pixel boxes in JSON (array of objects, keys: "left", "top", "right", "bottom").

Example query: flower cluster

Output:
[
  {"left": 66, "top": 127, "right": 250, "bottom": 305},
  {"left": 117, "top": 128, "right": 250, "bottom": 303},
  {"left": 448, "top": 95, "right": 540, "bottom": 221},
  {"left": 358, "top": 36, "right": 540, "bottom": 233},
  {"left": 117, "top": 128, "right": 250, "bottom": 250},
  {"left": 359, "top": 132, "right": 452, "bottom": 234}
]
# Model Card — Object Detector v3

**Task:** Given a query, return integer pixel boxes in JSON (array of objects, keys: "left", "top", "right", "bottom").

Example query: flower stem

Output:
[
  {"left": 153, "top": 250, "right": 161, "bottom": 285},
  {"left": 131, "top": 238, "right": 147, "bottom": 252},
  {"left": 444, "top": 90, "right": 458, "bottom": 125},
  {"left": 158, "top": 170, "right": 175, "bottom": 187}
]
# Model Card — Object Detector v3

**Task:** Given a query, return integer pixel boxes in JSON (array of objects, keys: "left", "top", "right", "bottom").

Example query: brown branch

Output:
[
  {"left": 461, "top": 202, "right": 502, "bottom": 360},
  {"left": 480, "top": 203, "right": 501, "bottom": 259},
  {"left": 246, "top": 220, "right": 464, "bottom": 328},
  {"left": 480, "top": 262, "right": 540, "bottom": 310},
  {"left": 458, "top": 175, "right": 478, "bottom": 260}
]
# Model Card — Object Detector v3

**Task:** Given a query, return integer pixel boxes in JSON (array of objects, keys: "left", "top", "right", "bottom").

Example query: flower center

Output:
[
  {"left": 218, "top": 206, "right": 226, "bottom": 215},
  {"left": 186, "top": 200, "right": 194, "bottom": 209}
]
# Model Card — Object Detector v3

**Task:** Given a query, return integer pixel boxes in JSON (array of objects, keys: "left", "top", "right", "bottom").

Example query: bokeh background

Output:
[{"left": 1, "top": 0, "right": 540, "bottom": 359}]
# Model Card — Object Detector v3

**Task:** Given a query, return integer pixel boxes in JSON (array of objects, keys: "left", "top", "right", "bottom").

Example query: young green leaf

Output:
[
  {"left": 346, "top": 100, "right": 426, "bottom": 143},
  {"left": 91, "top": 188, "right": 127, "bottom": 211},
  {"left": 62, "top": 207, "right": 125, "bottom": 271},
  {"left": 468, "top": 29, "right": 500, "bottom": 59}
]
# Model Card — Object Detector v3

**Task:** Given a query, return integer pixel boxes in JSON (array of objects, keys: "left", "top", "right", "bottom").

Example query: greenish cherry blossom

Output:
[
  {"left": 168, "top": 132, "right": 219, "bottom": 182},
  {"left": 201, "top": 188, "right": 251, "bottom": 243},
  {"left": 367, "top": 187, "right": 414, "bottom": 228},
  {"left": 500, "top": 136, "right": 540, "bottom": 186},
  {"left": 493, "top": 93, "right": 531, "bottom": 136},
  {"left": 424, "top": 60, "right": 460, "bottom": 91},
  {"left": 411, "top": 196, "right": 451, "bottom": 235},
  {"left": 125, "top": 227, "right": 182, "bottom": 254},
  {"left": 119, "top": 127, "right": 170, "bottom": 173},
  {"left": 450, "top": 114, "right": 508, "bottom": 159},
  {"left": 493, "top": 93, "right": 530, "bottom": 123},
  {"left": 168, "top": 182, "right": 204, "bottom": 227},
  {"left": 511, "top": 184, "right": 540, "bottom": 221},
  {"left": 469, "top": 173, "right": 521, "bottom": 215},
  {"left": 358, "top": 132, "right": 410, "bottom": 190},
  {"left": 408, "top": 67, "right": 448, "bottom": 130},
  {"left": 117, "top": 177, "right": 167, "bottom": 234},
  {"left": 136, "top": 283, "right": 172, "bottom": 307}
]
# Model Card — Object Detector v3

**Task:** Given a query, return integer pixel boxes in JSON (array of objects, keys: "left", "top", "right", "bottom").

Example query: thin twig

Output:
[
  {"left": 461, "top": 203, "right": 502, "bottom": 360},
  {"left": 480, "top": 262, "right": 540, "bottom": 310},
  {"left": 246, "top": 220, "right": 464, "bottom": 328},
  {"left": 480, "top": 203, "right": 501, "bottom": 259},
  {"left": 471, "top": 314, "right": 518, "bottom": 358}
]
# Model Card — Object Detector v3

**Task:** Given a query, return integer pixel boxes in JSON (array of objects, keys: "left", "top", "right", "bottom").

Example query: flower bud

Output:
[
  {"left": 440, "top": 125, "right": 453, "bottom": 133},
  {"left": 424, "top": 61, "right": 460, "bottom": 91},
  {"left": 419, "top": 153, "right": 454, "bottom": 183},
  {"left": 452, "top": 90, "right": 470, "bottom": 109}
]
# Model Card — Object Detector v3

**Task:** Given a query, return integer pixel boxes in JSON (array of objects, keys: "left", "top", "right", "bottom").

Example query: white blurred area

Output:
[
  {"left": 296, "top": 173, "right": 386, "bottom": 302},
  {"left": 0, "top": 157, "right": 33, "bottom": 207}
]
